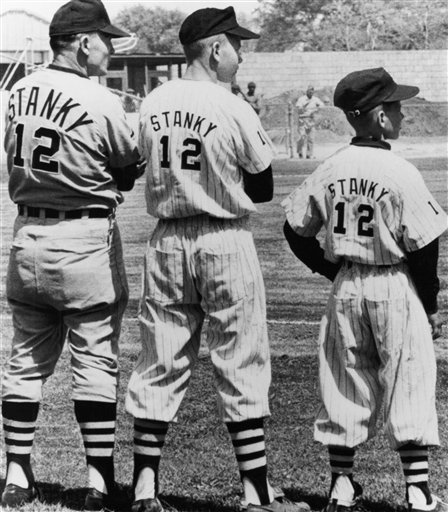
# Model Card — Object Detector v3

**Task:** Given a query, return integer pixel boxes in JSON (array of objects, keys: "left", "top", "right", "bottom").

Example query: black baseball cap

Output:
[
  {"left": 334, "top": 67, "right": 419, "bottom": 116},
  {"left": 179, "top": 6, "right": 259, "bottom": 45},
  {"left": 49, "top": 0, "right": 130, "bottom": 38}
]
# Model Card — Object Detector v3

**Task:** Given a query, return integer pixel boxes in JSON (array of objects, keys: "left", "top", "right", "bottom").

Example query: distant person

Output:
[
  {"left": 295, "top": 85, "right": 324, "bottom": 159},
  {"left": 245, "top": 81, "right": 261, "bottom": 115},
  {"left": 123, "top": 88, "right": 138, "bottom": 113}
]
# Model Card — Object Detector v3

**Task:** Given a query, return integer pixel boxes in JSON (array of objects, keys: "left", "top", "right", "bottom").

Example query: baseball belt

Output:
[{"left": 17, "top": 205, "right": 113, "bottom": 219}]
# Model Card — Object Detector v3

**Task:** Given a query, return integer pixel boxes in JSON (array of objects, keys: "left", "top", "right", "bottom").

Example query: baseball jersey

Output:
[
  {"left": 295, "top": 94, "right": 323, "bottom": 118},
  {"left": 5, "top": 65, "right": 139, "bottom": 210},
  {"left": 139, "top": 79, "right": 274, "bottom": 219},
  {"left": 282, "top": 140, "right": 448, "bottom": 265}
]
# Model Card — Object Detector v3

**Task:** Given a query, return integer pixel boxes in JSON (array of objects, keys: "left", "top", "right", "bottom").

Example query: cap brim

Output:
[
  {"left": 226, "top": 25, "right": 260, "bottom": 40},
  {"left": 385, "top": 84, "right": 419, "bottom": 103},
  {"left": 99, "top": 24, "right": 131, "bottom": 38}
]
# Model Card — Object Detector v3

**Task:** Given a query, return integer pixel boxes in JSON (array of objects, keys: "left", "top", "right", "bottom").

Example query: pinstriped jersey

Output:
[
  {"left": 282, "top": 143, "right": 447, "bottom": 265},
  {"left": 139, "top": 79, "right": 274, "bottom": 219},
  {"left": 5, "top": 66, "right": 139, "bottom": 210}
]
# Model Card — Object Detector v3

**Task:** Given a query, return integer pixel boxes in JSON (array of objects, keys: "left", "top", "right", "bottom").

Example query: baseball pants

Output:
[
  {"left": 315, "top": 261, "right": 439, "bottom": 450},
  {"left": 297, "top": 119, "right": 315, "bottom": 157},
  {"left": 126, "top": 214, "right": 271, "bottom": 423},
  {"left": 2, "top": 214, "right": 128, "bottom": 403}
]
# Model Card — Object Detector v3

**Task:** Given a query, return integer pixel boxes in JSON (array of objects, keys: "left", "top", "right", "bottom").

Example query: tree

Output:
[
  {"left": 255, "top": 0, "right": 328, "bottom": 51},
  {"left": 114, "top": 6, "right": 185, "bottom": 53},
  {"left": 255, "top": 0, "right": 448, "bottom": 51}
]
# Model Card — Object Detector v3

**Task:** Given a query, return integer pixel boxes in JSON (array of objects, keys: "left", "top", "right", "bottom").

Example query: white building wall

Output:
[{"left": 237, "top": 49, "right": 448, "bottom": 102}]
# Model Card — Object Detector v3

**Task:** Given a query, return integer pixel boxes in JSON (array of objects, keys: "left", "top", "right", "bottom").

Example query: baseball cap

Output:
[
  {"left": 334, "top": 67, "right": 419, "bottom": 116},
  {"left": 49, "top": 0, "right": 130, "bottom": 38},
  {"left": 179, "top": 6, "right": 259, "bottom": 45}
]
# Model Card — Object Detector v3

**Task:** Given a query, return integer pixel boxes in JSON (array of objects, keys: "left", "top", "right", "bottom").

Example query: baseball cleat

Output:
[
  {"left": 131, "top": 497, "right": 164, "bottom": 512},
  {"left": 246, "top": 496, "right": 311, "bottom": 512},
  {"left": 409, "top": 495, "right": 448, "bottom": 512},
  {"left": 1, "top": 483, "right": 40, "bottom": 508},
  {"left": 84, "top": 488, "right": 111, "bottom": 511},
  {"left": 83, "top": 484, "right": 130, "bottom": 511}
]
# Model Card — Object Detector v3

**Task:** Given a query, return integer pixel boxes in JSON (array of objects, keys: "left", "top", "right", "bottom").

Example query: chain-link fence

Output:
[{"left": 260, "top": 100, "right": 448, "bottom": 158}]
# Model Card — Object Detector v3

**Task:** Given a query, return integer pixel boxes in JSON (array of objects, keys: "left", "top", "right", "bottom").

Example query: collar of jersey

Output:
[
  {"left": 48, "top": 64, "right": 89, "bottom": 79},
  {"left": 350, "top": 136, "right": 391, "bottom": 150}
]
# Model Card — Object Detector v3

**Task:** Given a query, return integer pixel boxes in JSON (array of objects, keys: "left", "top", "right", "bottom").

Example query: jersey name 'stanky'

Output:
[
  {"left": 139, "top": 79, "right": 273, "bottom": 219},
  {"left": 5, "top": 67, "right": 139, "bottom": 210},
  {"left": 283, "top": 144, "right": 447, "bottom": 266}
]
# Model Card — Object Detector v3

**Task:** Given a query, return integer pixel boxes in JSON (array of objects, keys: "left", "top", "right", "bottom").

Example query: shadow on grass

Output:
[
  {"left": 0, "top": 479, "right": 131, "bottom": 511},
  {"left": 286, "top": 487, "right": 405, "bottom": 512}
]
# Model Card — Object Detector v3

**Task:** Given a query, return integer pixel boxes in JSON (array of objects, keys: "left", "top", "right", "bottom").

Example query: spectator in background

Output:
[
  {"left": 295, "top": 85, "right": 324, "bottom": 159},
  {"left": 245, "top": 81, "right": 261, "bottom": 115},
  {"left": 231, "top": 81, "right": 247, "bottom": 100},
  {"left": 123, "top": 88, "right": 138, "bottom": 113}
]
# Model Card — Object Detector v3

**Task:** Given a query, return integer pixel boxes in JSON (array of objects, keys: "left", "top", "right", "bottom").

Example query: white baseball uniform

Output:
[
  {"left": 282, "top": 140, "right": 447, "bottom": 449},
  {"left": 126, "top": 79, "right": 274, "bottom": 422},
  {"left": 2, "top": 65, "right": 139, "bottom": 403},
  {"left": 295, "top": 94, "right": 323, "bottom": 158}
]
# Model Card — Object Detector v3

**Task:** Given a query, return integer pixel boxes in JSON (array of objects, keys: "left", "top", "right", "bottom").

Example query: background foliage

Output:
[{"left": 114, "top": 0, "right": 448, "bottom": 54}]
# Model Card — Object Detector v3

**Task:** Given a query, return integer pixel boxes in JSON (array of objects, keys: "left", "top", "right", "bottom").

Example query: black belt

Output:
[{"left": 18, "top": 205, "right": 113, "bottom": 219}]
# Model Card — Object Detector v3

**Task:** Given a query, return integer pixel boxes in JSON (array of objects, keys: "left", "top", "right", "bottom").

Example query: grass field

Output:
[{"left": 0, "top": 153, "right": 447, "bottom": 512}]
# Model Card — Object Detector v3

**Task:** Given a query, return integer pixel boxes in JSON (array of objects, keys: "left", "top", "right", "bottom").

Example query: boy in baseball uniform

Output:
[
  {"left": 126, "top": 6, "right": 310, "bottom": 512},
  {"left": 1, "top": 0, "right": 142, "bottom": 509},
  {"left": 282, "top": 68, "right": 447, "bottom": 512}
]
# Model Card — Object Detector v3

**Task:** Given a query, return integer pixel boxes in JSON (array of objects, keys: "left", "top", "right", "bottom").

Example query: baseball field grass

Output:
[{"left": 0, "top": 152, "right": 447, "bottom": 511}]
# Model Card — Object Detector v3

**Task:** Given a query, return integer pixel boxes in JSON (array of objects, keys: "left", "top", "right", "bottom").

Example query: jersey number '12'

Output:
[
  {"left": 334, "top": 201, "right": 374, "bottom": 237},
  {"left": 160, "top": 135, "right": 201, "bottom": 171},
  {"left": 14, "top": 123, "right": 61, "bottom": 173}
]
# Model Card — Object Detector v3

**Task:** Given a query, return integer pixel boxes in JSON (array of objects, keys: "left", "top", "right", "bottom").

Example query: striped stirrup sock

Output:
[
  {"left": 2, "top": 401, "right": 39, "bottom": 482},
  {"left": 227, "top": 418, "right": 270, "bottom": 505},
  {"left": 133, "top": 419, "right": 169, "bottom": 498},
  {"left": 74, "top": 400, "right": 116, "bottom": 493},
  {"left": 329, "top": 445, "right": 355, "bottom": 477},
  {"left": 398, "top": 443, "right": 429, "bottom": 484}
]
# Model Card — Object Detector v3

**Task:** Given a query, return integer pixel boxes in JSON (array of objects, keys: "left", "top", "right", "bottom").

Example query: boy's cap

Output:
[
  {"left": 334, "top": 67, "right": 419, "bottom": 116},
  {"left": 50, "top": 0, "right": 130, "bottom": 38},
  {"left": 179, "top": 6, "right": 259, "bottom": 45}
]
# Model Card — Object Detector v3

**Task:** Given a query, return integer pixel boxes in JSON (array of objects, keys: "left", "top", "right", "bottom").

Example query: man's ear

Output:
[
  {"left": 79, "top": 34, "right": 90, "bottom": 56},
  {"left": 377, "top": 108, "right": 387, "bottom": 128},
  {"left": 210, "top": 40, "right": 221, "bottom": 62}
]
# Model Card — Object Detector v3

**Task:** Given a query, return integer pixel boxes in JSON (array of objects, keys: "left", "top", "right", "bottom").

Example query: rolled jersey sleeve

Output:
[
  {"left": 281, "top": 178, "right": 324, "bottom": 237},
  {"left": 400, "top": 166, "right": 448, "bottom": 252},
  {"left": 234, "top": 102, "right": 274, "bottom": 174}
]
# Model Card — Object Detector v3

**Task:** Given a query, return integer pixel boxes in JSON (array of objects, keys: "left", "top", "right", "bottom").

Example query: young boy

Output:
[{"left": 282, "top": 68, "right": 448, "bottom": 512}]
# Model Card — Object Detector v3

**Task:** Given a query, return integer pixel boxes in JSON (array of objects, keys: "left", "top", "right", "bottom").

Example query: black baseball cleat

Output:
[
  {"left": 84, "top": 488, "right": 110, "bottom": 511},
  {"left": 83, "top": 484, "right": 130, "bottom": 511},
  {"left": 131, "top": 497, "right": 164, "bottom": 512},
  {"left": 1, "top": 483, "right": 41, "bottom": 508}
]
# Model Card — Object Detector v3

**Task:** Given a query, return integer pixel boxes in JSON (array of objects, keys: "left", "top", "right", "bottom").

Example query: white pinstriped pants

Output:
[
  {"left": 126, "top": 215, "right": 271, "bottom": 423},
  {"left": 315, "top": 261, "right": 439, "bottom": 450}
]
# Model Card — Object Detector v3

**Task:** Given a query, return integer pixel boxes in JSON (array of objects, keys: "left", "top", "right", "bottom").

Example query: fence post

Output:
[{"left": 287, "top": 101, "right": 294, "bottom": 158}]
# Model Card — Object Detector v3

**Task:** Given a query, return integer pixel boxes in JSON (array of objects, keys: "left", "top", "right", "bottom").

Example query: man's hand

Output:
[{"left": 427, "top": 312, "right": 443, "bottom": 340}]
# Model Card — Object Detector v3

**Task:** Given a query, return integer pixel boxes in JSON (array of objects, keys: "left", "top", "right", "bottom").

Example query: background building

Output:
[{"left": 0, "top": 9, "right": 185, "bottom": 94}]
